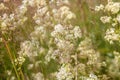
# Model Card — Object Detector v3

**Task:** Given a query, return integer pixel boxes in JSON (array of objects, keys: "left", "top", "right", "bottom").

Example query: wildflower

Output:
[
  {"left": 19, "top": 5, "right": 27, "bottom": 14},
  {"left": 54, "top": 24, "right": 64, "bottom": 33},
  {"left": 73, "top": 26, "right": 82, "bottom": 38},
  {"left": 30, "top": 26, "right": 46, "bottom": 40},
  {"left": 56, "top": 64, "right": 74, "bottom": 80},
  {"left": 14, "top": 56, "right": 25, "bottom": 66},
  {"left": 0, "top": 3, "right": 8, "bottom": 10},
  {"left": 1, "top": 21, "right": 7, "bottom": 30},
  {"left": 32, "top": 72, "right": 44, "bottom": 80},
  {"left": 18, "top": 40, "right": 40, "bottom": 59},
  {"left": 59, "top": 6, "right": 76, "bottom": 21},
  {"left": 104, "top": 28, "right": 120, "bottom": 44},
  {"left": 88, "top": 73, "right": 98, "bottom": 80},
  {"left": 28, "top": 64, "right": 34, "bottom": 70},
  {"left": 95, "top": 4, "right": 104, "bottom": 12},
  {"left": 10, "top": 76, "right": 16, "bottom": 80},
  {"left": 100, "top": 16, "right": 111, "bottom": 24},
  {"left": 66, "top": 11, "right": 76, "bottom": 20},
  {"left": 110, "top": 2, "right": 120, "bottom": 14},
  {"left": 105, "top": 1, "right": 120, "bottom": 14},
  {"left": 6, "top": 70, "right": 12, "bottom": 76}
]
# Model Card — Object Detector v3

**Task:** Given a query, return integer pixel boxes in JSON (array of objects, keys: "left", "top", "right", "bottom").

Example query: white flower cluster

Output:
[
  {"left": 105, "top": 1, "right": 120, "bottom": 14},
  {"left": 95, "top": 4, "right": 104, "bottom": 12},
  {"left": 50, "top": 24, "right": 82, "bottom": 64},
  {"left": 95, "top": 0, "right": 120, "bottom": 44},
  {"left": 100, "top": 16, "right": 111, "bottom": 24},
  {"left": 87, "top": 73, "right": 98, "bottom": 80},
  {"left": 0, "top": 2, "right": 28, "bottom": 34},
  {"left": 30, "top": 26, "right": 46, "bottom": 40},
  {"left": 0, "top": 3, "right": 8, "bottom": 10},
  {"left": 22, "top": 0, "right": 46, "bottom": 7},
  {"left": 32, "top": 72, "right": 44, "bottom": 80},
  {"left": 15, "top": 1, "right": 78, "bottom": 79},
  {"left": 54, "top": 6, "right": 76, "bottom": 22},
  {"left": 33, "top": 6, "right": 49, "bottom": 25},
  {"left": 14, "top": 56, "right": 25, "bottom": 66},
  {"left": 104, "top": 28, "right": 120, "bottom": 44},
  {"left": 78, "top": 38, "right": 100, "bottom": 64},
  {"left": 79, "top": 73, "right": 98, "bottom": 80},
  {"left": 56, "top": 64, "right": 74, "bottom": 80},
  {"left": 18, "top": 40, "right": 41, "bottom": 60},
  {"left": 32, "top": 1, "right": 76, "bottom": 26},
  {"left": 51, "top": 24, "right": 82, "bottom": 40},
  {"left": 108, "top": 51, "right": 120, "bottom": 78},
  {"left": 2, "top": 0, "right": 120, "bottom": 80},
  {"left": 0, "top": 13, "right": 16, "bottom": 32},
  {"left": 16, "top": 0, "right": 103, "bottom": 80}
]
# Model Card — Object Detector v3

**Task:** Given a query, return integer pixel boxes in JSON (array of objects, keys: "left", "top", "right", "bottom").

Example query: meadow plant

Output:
[
  {"left": 95, "top": 0, "right": 120, "bottom": 44},
  {"left": 0, "top": 0, "right": 120, "bottom": 80}
]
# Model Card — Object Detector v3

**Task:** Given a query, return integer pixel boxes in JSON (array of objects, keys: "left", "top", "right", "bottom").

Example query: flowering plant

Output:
[{"left": 0, "top": 0, "right": 120, "bottom": 80}]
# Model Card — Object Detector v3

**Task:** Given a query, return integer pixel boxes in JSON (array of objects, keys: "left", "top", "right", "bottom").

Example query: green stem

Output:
[{"left": 2, "top": 36, "right": 21, "bottom": 80}]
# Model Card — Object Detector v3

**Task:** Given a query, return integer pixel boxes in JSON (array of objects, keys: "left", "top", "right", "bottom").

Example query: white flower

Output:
[
  {"left": 89, "top": 73, "right": 98, "bottom": 80},
  {"left": 10, "top": 76, "right": 16, "bottom": 80},
  {"left": 66, "top": 11, "right": 76, "bottom": 20},
  {"left": 105, "top": 1, "right": 114, "bottom": 12},
  {"left": 22, "top": 0, "right": 46, "bottom": 7},
  {"left": 28, "top": 0, "right": 35, "bottom": 7},
  {"left": 32, "top": 72, "right": 44, "bottom": 80},
  {"left": 18, "top": 40, "right": 40, "bottom": 59},
  {"left": 60, "top": 6, "right": 70, "bottom": 12},
  {"left": 9, "top": 14, "right": 15, "bottom": 20},
  {"left": 105, "top": 2, "right": 120, "bottom": 14},
  {"left": 56, "top": 64, "right": 74, "bottom": 80},
  {"left": 15, "top": 56, "right": 25, "bottom": 65},
  {"left": 100, "top": 16, "right": 111, "bottom": 24},
  {"left": 104, "top": 28, "right": 120, "bottom": 44},
  {"left": 51, "top": 31, "right": 57, "bottom": 37},
  {"left": 95, "top": 4, "right": 104, "bottom": 12},
  {"left": 28, "top": 64, "right": 34, "bottom": 70},
  {"left": 73, "top": 26, "right": 82, "bottom": 38},
  {"left": 0, "top": 3, "right": 8, "bottom": 10},
  {"left": 19, "top": 5, "right": 27, "bottom": 14},
  {"left": 110, "top": 2, "right": 120, "bottom": 14},
  {"left": 112, "top": 23, "right": 117, "bottom": 27},
  {"left": 1, "top": 21, "right": 7, "bottom": 30},
  {"left": 59, "top": 6, "right": 75, "bottom": 20},
  {"left": 30, "top": 26, "right": 46, "bottom": 40},
  {"left": 57, "top": 40, "right": 67, "bottom": 49},
  {"left": 54, "top": 24, "right": 64, "bottom": 33},
  {"left": 6, "top": 70, "right": 12, "bottom": 76}
]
